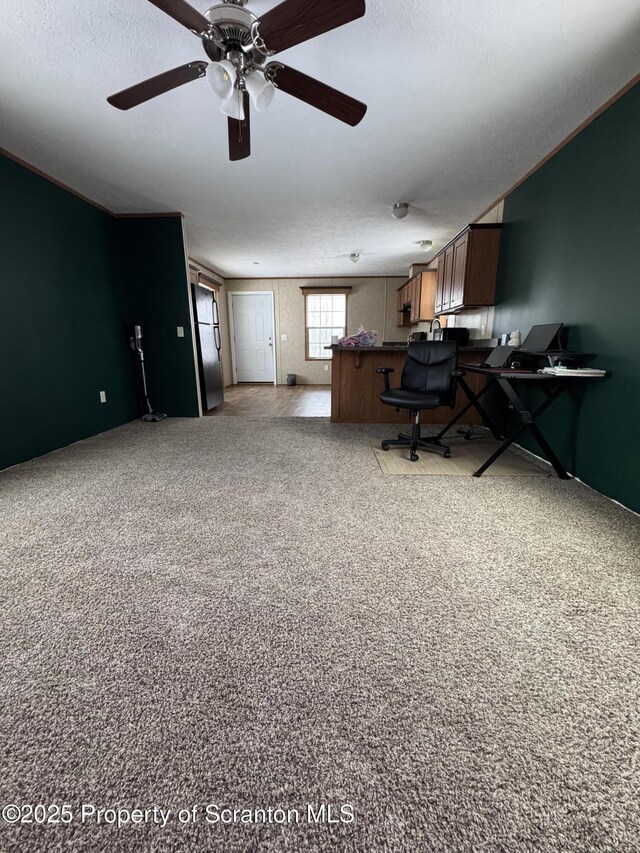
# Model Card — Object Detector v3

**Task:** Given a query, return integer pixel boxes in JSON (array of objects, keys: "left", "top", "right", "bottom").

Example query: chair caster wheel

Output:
[
  {"left": 410, "top": 453, "right": 419, "bottom": 462},
  {"left": 444, "top": 450, "right": 452, "bottom": 458},
  {"left": 381, "top": 442, "right": 389, "bottom": 451}
]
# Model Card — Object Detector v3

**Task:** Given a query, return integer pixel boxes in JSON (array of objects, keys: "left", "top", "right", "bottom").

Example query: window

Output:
[{"left": 305, "top": 292, "right": 347, "bottom": 360}]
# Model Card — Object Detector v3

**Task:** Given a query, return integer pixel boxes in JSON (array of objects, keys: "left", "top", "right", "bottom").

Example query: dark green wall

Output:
[
  {"left": 0, "top": 154, "right": 199, "bottom": 471},
  {"left": 0, "top": 156, "right": 137, "bottom": 470},
  {"left": 116, "top": 217, "right": 199, "bottom": 419},
  {"left": 493, "top": 82, "right": 640, "bottom": 512}
]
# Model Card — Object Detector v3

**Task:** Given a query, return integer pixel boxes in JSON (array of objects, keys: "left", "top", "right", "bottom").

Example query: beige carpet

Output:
[
  {"left": 372, "top": 438, "right": 547, "bottom": 476},
  {"left": 1, "top": 417, "right": 639, "bottom": 852}
]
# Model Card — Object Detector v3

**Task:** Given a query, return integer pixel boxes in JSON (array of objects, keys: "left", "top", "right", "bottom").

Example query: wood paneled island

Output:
[{"left": 329, "top": 345, "right": 488, "bottom": 424}]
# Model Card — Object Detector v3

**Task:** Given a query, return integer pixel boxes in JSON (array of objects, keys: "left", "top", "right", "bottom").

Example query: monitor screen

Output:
[
  {"left": 518, "top": 323, "right": 564, "bottom": 352},
  {"left": 485, "top": 345, "right": 513, "bottom": 367}
]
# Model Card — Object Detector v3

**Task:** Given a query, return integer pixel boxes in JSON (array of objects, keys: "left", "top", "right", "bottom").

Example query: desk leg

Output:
[
  {"left": 473, "top": 436, "right": 521, "bottom": 477},
  {"left": 496, "top": 379, "right": 570, "bottom": 479},
  {"left": 435, "top": 378, "right": 502, "bottom": 441}
]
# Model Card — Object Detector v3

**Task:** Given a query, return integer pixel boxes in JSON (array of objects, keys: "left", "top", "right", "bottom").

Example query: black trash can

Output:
[{"left": 286, "top": 374, "right": 297, "bottom": 386}]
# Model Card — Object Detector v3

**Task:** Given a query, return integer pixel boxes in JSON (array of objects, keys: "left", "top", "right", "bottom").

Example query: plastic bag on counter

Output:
[{"left": 338, "top": 325, "right": 378, "bottom": 347}]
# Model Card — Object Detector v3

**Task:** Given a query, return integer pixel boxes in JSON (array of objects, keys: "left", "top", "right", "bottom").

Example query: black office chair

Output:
[{"left": 377, "top": 341, "right": 460, "bottom": 462}]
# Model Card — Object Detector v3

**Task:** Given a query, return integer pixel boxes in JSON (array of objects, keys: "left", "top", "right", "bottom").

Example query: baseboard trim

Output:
[{"left": 511, "top": 442, "right": 639, "bottom": 518}]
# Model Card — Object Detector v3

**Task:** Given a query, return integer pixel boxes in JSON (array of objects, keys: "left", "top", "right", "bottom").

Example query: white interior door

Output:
[{"left": 231, "top": 292, "right": 275, "bottom": 383}]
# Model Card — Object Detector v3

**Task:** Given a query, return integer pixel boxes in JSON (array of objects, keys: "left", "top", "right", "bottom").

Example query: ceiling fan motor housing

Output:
[{"left": 203, "top": 3, "right": 266, "bottom": 65}]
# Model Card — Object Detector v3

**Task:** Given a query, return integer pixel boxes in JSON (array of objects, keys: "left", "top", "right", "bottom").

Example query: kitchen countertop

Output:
[
  {"left": 328, "top": 342, "right": 489, "bottom": 425},
  {"left": 326, "top": 344, "right": 494, "bottom": 352}
]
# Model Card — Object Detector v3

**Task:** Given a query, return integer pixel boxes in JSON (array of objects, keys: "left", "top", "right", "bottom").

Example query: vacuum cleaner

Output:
[{"left": 129, "top": 325, "right": 167, "bottom": 422}]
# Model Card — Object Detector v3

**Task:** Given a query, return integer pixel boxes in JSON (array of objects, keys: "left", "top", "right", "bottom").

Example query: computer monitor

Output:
[{"left": 517, "top": 323, "right": 564, "bottom": 352}]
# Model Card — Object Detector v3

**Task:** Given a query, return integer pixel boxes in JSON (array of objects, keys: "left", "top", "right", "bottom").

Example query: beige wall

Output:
[
  {"left": 220, "top": 277, "right": 405, "bottom": 386},
  {"left": 196, "top": 202, "right": 507, "bottom": 390}
]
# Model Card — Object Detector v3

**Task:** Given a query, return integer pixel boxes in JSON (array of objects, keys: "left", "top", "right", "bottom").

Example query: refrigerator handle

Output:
[{"left": 213, "top": 324, "right": 221, "bottom": 355}]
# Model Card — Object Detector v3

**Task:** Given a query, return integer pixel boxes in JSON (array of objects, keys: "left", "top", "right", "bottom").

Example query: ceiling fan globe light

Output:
[
  {"left": 245, "top": 72, "right": 276, "bottom": 112},
  {"left": 392, "top": 202, "right": 410, "bottom": 219},
  {"left": 208, "top": 60, "right": 237, "bottom": 101}
]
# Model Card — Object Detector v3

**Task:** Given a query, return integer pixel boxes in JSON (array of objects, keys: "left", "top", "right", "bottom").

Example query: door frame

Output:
[{"left": 228, "top": 290, "right": 277, "bottom": 386}]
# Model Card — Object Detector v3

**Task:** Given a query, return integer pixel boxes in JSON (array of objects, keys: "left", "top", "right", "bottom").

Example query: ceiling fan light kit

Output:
[{"left": 107, "top": 0, "right": 367, "bottom": 160}]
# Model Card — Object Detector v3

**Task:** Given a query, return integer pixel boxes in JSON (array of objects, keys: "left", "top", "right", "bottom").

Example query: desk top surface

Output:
[{"left": 463, "top": 366, "right": 605, "bottom": 379}]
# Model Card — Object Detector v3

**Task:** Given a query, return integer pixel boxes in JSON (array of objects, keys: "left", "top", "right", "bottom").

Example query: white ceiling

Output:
[{"left": 1, "top": 0, "right": 639, "bottom": 277}]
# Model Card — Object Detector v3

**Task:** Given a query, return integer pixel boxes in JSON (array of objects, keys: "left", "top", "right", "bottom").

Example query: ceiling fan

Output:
[{"left": 107, "top": 0, "right": 367, "bottom": 161}]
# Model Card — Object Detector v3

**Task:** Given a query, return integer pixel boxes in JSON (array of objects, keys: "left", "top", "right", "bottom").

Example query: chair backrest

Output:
[{"left": 401, "top": 341, "right": 459, "bottom": 404}]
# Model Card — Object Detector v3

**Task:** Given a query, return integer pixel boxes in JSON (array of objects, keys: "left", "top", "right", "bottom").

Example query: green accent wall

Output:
[
  {"left": 493, "top": 82, "right": 640, "bottom": 512},
  {"left": 0, "top": 154, "right": 199, "bottom": 472},
  {"left": 115, "top": 217, "right": 199, "bottom": 419}
]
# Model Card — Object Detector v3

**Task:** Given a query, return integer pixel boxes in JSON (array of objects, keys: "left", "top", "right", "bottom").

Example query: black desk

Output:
[{"left": 435, "top": 367, "right": 605, "bottom": 478}]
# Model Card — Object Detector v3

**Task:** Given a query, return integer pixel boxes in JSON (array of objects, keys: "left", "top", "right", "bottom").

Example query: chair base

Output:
[{"left": 381, "top": 418, "right": 451, "bottom": 463}]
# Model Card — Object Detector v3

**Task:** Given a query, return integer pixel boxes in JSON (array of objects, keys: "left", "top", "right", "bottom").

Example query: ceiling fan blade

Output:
[
  {"left": 147, "top": 0, "right": 211, "bottom": 33},
  {"left": 228, "top": 93, "right": 251, "bottom": 161},
  {"left": 267, "top": 64, "right": 367, "bottom": 126},
  {"left": 254, "top": 0, "right": 365, "bottom": 54},
  {"left": 107, "top": 62, "right": 208, "bottom": 110}
]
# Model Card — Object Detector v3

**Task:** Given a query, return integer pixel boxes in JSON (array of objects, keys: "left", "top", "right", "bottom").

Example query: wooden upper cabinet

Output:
[
  {"left": 440, "top": 245, "right": 455, "bottom": 312},
  {"left": 409, "top": 278, "right": 419, "bottom": 323},
  {"left": 435, "top": 255, "right": 446, "bottom": 314},
  {"left": 418, "top": 270, "right": 437, "bottom": 319},
  {"left": 397, "top": 282, "right": 408, "bottom": 327},
  {"left": 398, "top": 270, "right": 438, "bottom": 325},
  {"left": 450, "top": 233, "right": 468, "bottom": 310},
  {"left": 433, "top": 224, "right": 502, "bottom": 313}
]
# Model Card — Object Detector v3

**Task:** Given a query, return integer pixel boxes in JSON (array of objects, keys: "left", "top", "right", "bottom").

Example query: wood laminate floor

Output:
[{"left": 208, "top": 384, "right": 331, "bottom": 418}]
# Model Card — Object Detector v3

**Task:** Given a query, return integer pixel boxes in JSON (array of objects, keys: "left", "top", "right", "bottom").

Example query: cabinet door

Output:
[
  {"left": 398, "top": 284, "right": 408, "bottom": 327},
  {"left": 450, "top": 234, "right": 468, "bottom": 309},
  {"left": 435, "top": 257, "right": 446, "bottom": 313},
  {"left": 418, "top": 270, "right": 437, "bottom": 320},
  {"left": 409, "top": 277, "right": 419, "bottom": 322},
  {"left": 441, "top": 246, "right": 454, "bottom": 311}
]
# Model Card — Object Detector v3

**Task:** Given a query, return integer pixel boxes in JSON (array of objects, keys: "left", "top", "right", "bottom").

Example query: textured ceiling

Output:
[{"left": 1, "top": 0, "right": 639, "bottom": 277}]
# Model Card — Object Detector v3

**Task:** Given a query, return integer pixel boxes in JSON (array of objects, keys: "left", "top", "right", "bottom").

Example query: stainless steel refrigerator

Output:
[{"left": 192, "top": 283, "right": 224, "bottom": 411}]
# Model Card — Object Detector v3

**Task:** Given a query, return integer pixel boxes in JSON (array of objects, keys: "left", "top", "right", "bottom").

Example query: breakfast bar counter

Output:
[{"left": 328, "top": 344, "right": 489, "bottom": 424}]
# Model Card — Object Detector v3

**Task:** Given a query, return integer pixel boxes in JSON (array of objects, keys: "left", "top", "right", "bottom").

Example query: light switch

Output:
[
  {"left": 99, "top": 391, "right": 107, "bottom": 403},
  {"left": 281, "top": 334, "right": 287, "bottom": 342},
  {"left": 177, "top": 326, "right": 185, "bottom": 338}
]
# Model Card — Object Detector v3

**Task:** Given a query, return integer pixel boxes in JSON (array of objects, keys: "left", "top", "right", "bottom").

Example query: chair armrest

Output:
[{"left": 375, "top": 366, "right": 394, "bottom": 391}]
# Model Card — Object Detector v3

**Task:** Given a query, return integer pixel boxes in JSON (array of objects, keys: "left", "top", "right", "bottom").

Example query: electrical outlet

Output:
[
  {"left": 99, "top": 391, "right": 107, "bottom": 403},
  {"left": 177, "top": 326, "right": 185, "bottom": 338},
  {"left": 324, "top": 365, "right": 329, "bottom": 372},
  {"left": 281, "top": 334, "right": 287, "bottom": 342}
]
